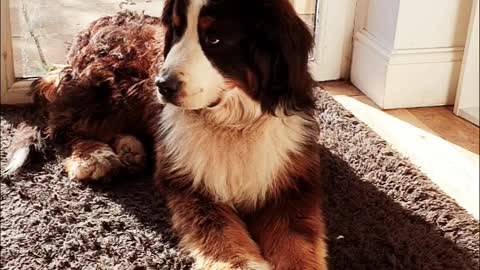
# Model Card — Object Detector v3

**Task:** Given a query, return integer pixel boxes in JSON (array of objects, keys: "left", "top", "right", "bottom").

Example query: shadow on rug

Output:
[{"left": 1, "top": 91, "right": 478, "bottom": 270}]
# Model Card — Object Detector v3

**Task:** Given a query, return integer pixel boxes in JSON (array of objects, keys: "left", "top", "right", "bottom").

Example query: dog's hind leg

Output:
[{"left": 64, "top": 140, "right": 122, "bottom": 181}]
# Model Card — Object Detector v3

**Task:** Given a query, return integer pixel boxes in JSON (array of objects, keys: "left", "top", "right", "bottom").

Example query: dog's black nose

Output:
[{"left": 156, "top": 75, "right": 180, "bottom": 99}]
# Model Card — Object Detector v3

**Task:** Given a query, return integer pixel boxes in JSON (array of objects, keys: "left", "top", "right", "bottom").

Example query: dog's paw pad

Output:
[
  {"left": 64, "top": 142, "right": 121, "bottom": 181},
  {"left": 113, "top": 135, "right": 146, "bottom": 172}
]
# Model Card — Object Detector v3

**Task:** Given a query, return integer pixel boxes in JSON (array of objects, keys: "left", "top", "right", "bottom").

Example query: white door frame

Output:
[
  {"left": 310, "top": 0, "right": 358, "bottom": 82},
  {"left": 454, "top": 0, "right": 479, "bottom": 126},
  {"left": 1, "top": 0, "right": 33, "bottom": 105}
]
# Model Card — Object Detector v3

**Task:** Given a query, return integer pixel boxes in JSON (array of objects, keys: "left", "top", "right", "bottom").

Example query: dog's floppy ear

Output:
[
  {"left": 161, "top": 0, "right": 175, "bottom": 57},
  {"left": 251, "top": 0, "right": 315, "bottom": 114}
]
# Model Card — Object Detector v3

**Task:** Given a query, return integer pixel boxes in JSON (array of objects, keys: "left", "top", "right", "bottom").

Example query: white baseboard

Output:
[
  {"left": 458, "top": 107, "right": 480, "bottom": 126},
  {"left": 351, "top": 30, "right": 464, "bottom": 109}
]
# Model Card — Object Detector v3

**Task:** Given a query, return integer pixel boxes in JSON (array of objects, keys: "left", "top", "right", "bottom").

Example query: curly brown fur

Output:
[
  {"left": 4, "top": 11, "right": 165, "bottom": 179},
  {"left": 36, "top": 11, "right": 164, "bottom": 141}
]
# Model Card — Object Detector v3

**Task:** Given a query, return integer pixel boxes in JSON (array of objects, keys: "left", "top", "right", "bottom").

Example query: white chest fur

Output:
[{"left": 160, "top": 104, "right": 308, "bottom": 208}]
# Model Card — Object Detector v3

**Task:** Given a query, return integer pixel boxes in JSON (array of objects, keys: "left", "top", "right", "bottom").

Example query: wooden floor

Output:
[
  {"left": 319, "top": 81, "right": 480, "bottom": 218},
  {"left": 320, "top": 81, "right": 479, "bottom": 155}
]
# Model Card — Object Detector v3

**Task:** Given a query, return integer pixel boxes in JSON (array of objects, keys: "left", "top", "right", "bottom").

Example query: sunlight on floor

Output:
[{"left": 334, "top": 94, "right": 479, "bottom": 219}]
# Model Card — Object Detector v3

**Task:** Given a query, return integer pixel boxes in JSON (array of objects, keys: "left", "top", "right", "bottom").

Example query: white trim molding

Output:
[
  {"left": 352, "top": 30, "right": 464, "bottom": 109},
  {"left": 1, "top": 0, "right": 15, "bottom": 96},
  {"left": 351, "top": 0, "right": 473, "bottom": 109}
]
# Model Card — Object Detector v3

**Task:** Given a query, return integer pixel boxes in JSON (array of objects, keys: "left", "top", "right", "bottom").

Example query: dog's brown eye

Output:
[
  {"left": 64, "top": 74, "right": 73, "bottom": 82},
  {"left": 204, "top": 34, "right": 221, "bottom": 47}
]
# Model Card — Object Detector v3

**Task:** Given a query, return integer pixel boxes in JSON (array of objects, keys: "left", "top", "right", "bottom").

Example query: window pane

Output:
[
  {"left": 291, "top": 0, "right": 317, "bottom": 31},
  {"left": 10, "top": 0, "right": 164, "bottom": 78}
]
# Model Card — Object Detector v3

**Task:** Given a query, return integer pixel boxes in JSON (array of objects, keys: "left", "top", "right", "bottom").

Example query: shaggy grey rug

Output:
[{"left": 1, "top": 90, "right": 479, "bottom": 270}]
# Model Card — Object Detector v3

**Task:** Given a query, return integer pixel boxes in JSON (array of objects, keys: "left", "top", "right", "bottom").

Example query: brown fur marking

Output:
[
  {"left": 165, "top": 188, "right": 270, "bottom": 269},
  {"left": 156, "top": 0, "right": 328, "bottom": 269},
  {"left": 246, "top": 186, "right": 328, "bottom": 270}
]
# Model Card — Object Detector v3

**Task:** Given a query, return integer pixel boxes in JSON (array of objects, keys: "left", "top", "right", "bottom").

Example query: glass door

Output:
[
  {"left": 10, "top": 0, "right": 320, "bottom": 78},
  {"left": 9, "top": 0, "right": 165, "bottom": 79},
  {"left": 290, "top": 0, "right": 318, "bottom": 34}
]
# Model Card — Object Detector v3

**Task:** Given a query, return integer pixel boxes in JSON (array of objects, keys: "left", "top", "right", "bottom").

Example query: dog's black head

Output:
[{"left": 157, "top": 0, "right": 314, "bottom": 115}]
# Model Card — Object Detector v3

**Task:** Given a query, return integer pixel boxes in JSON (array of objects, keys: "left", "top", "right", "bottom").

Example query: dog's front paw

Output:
[
  {"left": 64, "top": 141, "right": 121, "bottom": 181},
  {"left": 194, "top": 258, "right": 271, "bottom": 270},
  {"left": 112, "top": 135, "right": 146, "bottom": 172},
  {"left": 245, "top": 260, "right": 272, "bottom": 270}
]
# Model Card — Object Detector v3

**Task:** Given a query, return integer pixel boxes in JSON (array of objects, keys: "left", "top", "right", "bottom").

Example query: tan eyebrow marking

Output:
[{"left": 199, "top": 16, "right": 215, "bottom": 31}]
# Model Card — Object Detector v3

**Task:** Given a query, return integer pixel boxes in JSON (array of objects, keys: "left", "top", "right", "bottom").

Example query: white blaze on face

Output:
[{"left": 160, "top": 0, "right": 225, "bottom": 109}]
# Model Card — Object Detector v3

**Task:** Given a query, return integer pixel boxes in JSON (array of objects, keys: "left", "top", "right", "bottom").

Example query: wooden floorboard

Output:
[
  {"left": 319, "top": 81, "right": 480, "bottom": 155},
  {"left": 408, "top": 106, "right": 479, "bottom": 155}
]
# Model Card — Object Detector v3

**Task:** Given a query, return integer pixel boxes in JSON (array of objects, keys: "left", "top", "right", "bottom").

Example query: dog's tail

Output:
[
  {"left": 2, "top": 70, "right": 64, "bottom": 177},
  {"left": 2, "top": 123, "right": 45, "bottom": 176}
]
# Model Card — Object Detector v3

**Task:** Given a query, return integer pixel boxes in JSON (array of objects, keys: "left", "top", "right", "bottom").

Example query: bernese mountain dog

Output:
[{"left": 4, "top": 1, "right": 328, "bottom": 269}]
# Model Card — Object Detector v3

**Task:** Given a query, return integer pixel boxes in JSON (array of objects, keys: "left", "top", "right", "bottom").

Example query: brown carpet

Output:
[{"left": 1, "top": 90, "right": 478, "bottom": 270}]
